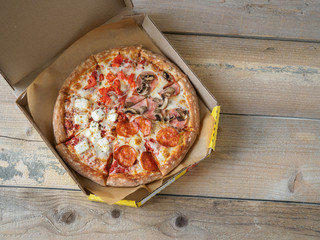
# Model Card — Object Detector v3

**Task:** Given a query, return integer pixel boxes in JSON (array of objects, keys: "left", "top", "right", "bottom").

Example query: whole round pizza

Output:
[{"left": 53, "top": 46, "right": 200, "bottom": 187}]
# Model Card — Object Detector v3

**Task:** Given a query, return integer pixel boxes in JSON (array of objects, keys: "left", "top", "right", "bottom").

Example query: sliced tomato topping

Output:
[
  {"left": 117, "top": 71, "right": 126, "bottom": 80},
  {"left": 99, "top": 87, "right": 111, "bottom": 104},
  {"left": 113, "top": 54, "right": 124, "bottom": 65},
  {"left": 112, "top": 79, "right": 123, "bottom": 95},
  {"left": 106, "top": 72, "right": 116, "bottom": 82},
  {"left": 111, "top": 63, "right": 120, "bottom": 67},
  {"left": 84, "top": 72, "right": 97, "bottom": 89},
  {"left": 127, "top": 73, "right": 136, "bottom": 89},
  {"left": 99, "top": 73, "right": 104, "bottom": 81}
]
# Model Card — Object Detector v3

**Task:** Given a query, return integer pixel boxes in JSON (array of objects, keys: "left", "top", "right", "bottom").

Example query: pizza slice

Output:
[
  {"left": 56, "top": 127, "right": 113, "bottom": 186},
  {"left": 107, "top": 115, "right": 161, "bottom": 186}
]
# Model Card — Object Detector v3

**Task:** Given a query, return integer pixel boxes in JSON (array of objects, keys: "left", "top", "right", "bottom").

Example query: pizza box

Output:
[{"left": 0, "top": 0, "right": 220, "bottom": 207}]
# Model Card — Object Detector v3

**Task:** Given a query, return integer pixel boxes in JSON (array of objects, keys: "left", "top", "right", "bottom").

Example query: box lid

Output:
[{"left": 0, "top": 0, "right": 132, "bottom": 96}]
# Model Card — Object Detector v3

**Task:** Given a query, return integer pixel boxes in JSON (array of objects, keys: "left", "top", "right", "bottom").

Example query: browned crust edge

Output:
[
  {"left": 56, "top": 143, "right": 107, "bottom": 186},
  {"left": 53, "top": 92, "right": 68, "bottom": 144},
  {"left": 159, "top": 130, "right": 198, "bottom": 176},
  {"left": 179, "top": 75, "right": 200, "bottom": 132},
  {"left": 107, "top": 171, "right": 162, "bottom": 187},
  {"left": 140, "top": 49, "right": 186, "bottom": 81},
  {"left": 59, "top": 56, "right": 97, "bottom": 94},
  {"left": 93, "top": 45, "right": 142, "bottom": 64}
]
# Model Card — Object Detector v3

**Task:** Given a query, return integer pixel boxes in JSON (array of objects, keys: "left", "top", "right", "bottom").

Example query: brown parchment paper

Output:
[{"left": 27, "top": 18, "right": 215, "bottom": 205}]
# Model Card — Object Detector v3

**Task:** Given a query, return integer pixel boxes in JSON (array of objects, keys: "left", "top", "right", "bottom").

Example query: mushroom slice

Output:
[
  {"left": 155, "top": 113, "right": 163, "bottom": 121},
  {"left": 154, "top": 97, "right": 169, "bottom": 110},
  {"left": 163, "top": 71, "right": 173, "bottom": 81},
  {"left": 163, "top": 109, "right": 176, "bottom": 122},
  {"left": 176, "top": 108, "right": 189, "bottom": 121},
  {"left": 141, "top": 73, "right": 155, "bottom": 81},
  {"left": 136, "top": 82, "right": 150, "bottom": 95},
  {"left": 124, "top": 108, "right": 138, "bottom": 114},
  {"left": 124, "top": 106, "right": 148, "bottom": 115},
  {"left": 162, "top": 87, "right": 175, "bottom": 98}
]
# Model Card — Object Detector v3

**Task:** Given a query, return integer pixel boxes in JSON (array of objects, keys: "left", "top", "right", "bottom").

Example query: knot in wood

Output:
[
  {"left": 175, "top": 215, "right": 188, "bottom": 228},
  {"left": 58, "top": 208, "right": 75, "bottom": 225},
  {"left": 111, "top": 209, "right": 121, "bottom": 218}
]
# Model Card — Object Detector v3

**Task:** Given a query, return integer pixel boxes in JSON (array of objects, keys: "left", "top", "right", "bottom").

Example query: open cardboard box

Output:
[{"left": 0, "top": 0, "right": 220, "bottom": 207}]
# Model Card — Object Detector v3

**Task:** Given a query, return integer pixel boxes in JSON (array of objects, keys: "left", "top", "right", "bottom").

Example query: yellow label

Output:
[{"left": 208, "top": 106, "right": 220, "bottom": 150}]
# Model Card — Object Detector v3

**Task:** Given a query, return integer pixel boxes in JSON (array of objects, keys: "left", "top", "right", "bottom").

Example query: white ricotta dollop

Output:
[
  {"left": 74, "top": 98, "right": 89, "bottom": 110},
  {"left": 91, "top": 109, "right": 105, "bottom": 121},
  {"left": 74, "top": 115, "right": 89, "bottom": 126},
  {"left": 74, "top": 140, "right": 89, "bottom": 154}
]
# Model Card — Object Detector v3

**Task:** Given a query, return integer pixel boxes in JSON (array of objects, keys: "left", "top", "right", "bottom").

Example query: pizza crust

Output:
[
  {"left": 53, "top": 92, "right": 68, "bottom": 144},
  {"left": 158, "top": 130, "right": 198, "bottom": 176},
  {"left": 93, "top": 45, "right": 142, "bottom": 64},
  {"left": 56, "top": 143, "right": 107, "bottom": 186},
  {"left": 179, "top": 76, "right": 200, "bottom": 132},
  {"left": 140, "top": 49, "right": 186, "bottom": 81},
  {"left": 107, "top": 171, "right": 162, "bottom": 187},
  {"left": 59, "top": 56, "right": 97, "bottom": 94}
]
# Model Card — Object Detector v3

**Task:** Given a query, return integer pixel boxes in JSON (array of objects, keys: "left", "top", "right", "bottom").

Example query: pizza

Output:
[{"left": 53, "top": 46, "right": 200, "bottom": 187}]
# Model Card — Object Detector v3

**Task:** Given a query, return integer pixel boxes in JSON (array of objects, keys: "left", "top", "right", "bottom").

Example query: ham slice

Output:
[
  {"left": 160, "top": 81, "right": 180, "bottom": 97},
  {"left": 165, "top": 108, "right": 188, "bottom": 130},
  {"left": 130, "top": 98, "right": 148, "bottom": 114},
  {"left": 125, "top": 95, "right": 145, "bottom": 107},
  {"left": 144, "top": 98, "right": 158, "bottom": 120}
]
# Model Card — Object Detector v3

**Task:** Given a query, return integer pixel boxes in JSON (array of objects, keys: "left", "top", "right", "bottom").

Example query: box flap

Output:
[{"left": 0, "top": 0, "right": 129, "bottom": 95}]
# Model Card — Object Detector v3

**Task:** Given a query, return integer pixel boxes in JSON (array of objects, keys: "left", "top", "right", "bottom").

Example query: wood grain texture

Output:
[
  {"left": 164, "top": 34, "right": 320, "bottom": 118},
  {"left": 0, "top": 187, "right": 319, "bottom": 240},
  {"left": 133, "top": 0, "right": 320, "bottom": 41},
  {"left": 163, "top": 115, "right": 320, "bottom": 203}
]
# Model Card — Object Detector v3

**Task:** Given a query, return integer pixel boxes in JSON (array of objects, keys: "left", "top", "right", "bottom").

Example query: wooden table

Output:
[{"left": 1, "top": 1, "right": 320, "bottom": 239}]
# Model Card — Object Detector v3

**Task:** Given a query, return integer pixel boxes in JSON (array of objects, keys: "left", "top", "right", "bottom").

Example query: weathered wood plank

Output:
[
  {"left": 1, "top": 109, "right": 320, "bottom": 203},
  {"left": 165, "top": 34, "right": 320, "bottom": 118},
  {"left": 133, "top": 0, "right": 320, "bottom": 41},
  {"left": 163, "top": 115, "right": 320, "bottom": 203},
  {"left": 0, "top": 187, "right": 319, "bottom": 240},
  {"left": 0, "top": 78, "right": 41, "bottom": 141}
]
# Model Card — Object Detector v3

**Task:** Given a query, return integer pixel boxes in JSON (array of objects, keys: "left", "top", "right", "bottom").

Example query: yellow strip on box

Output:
[
  {"left": 209, "top": 106, "right": 220, "bottom": 150},
  {"left": 88, "top": 194, "right": 139, "bottom": 207}
]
